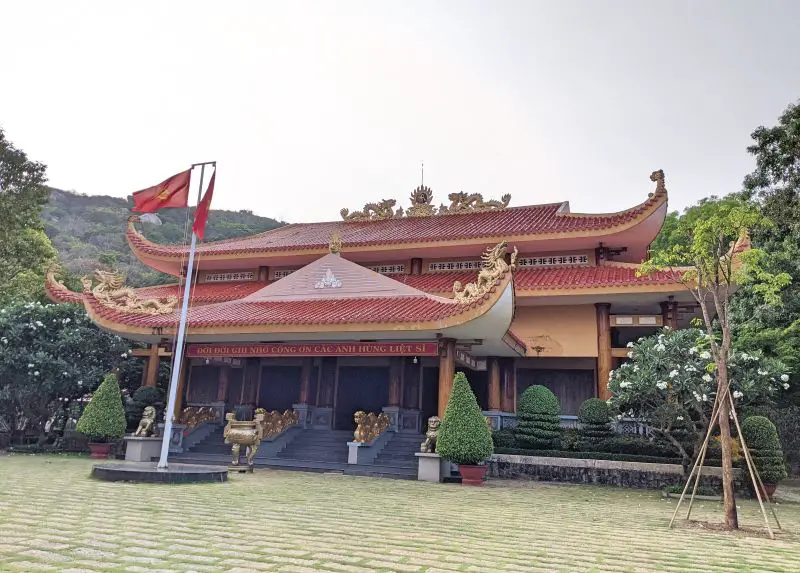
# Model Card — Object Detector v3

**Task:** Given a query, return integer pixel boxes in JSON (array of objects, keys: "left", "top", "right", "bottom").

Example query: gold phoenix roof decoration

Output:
[
  {"left": 452, "top": 240, "right": 518, "bottom": 304},
  {"left": 340, "top": 185, "right": 512, "bottom": 221},
  {"left": 82, "top": 269, "right": 178, "bottom": 315}
]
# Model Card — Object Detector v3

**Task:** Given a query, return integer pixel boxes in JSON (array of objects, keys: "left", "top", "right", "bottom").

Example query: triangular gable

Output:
[{"left": 244, "top": 253, "right": 450, "bottom": 302}]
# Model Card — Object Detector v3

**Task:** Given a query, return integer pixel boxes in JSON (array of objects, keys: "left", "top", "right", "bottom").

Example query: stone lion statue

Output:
[
  {"left": 420, "top": 416, "right": 441, "bottom": 453},
  {"left": 133, "top": 406, "right": 159, "bottom": 437}
]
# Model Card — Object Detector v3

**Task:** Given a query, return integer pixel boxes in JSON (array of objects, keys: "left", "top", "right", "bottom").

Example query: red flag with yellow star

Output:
[{"left": 132, "top": 169, "right": 191, "bottom": 213}]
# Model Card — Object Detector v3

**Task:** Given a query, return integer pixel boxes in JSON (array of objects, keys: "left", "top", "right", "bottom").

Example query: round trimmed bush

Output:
[
  {"left": 515, "top": 385, "right": 561, "bottom": 449},
  {"left": 578, "top": 398, "right": 613, "bottom": 445},
  {"left": 76, "top": 373, "right": 127, "bottom": 443},
  {"left": 741, "top": 415, "right": 787, "bottom": 484},
  {"left": 437, "top": 372, "right": 494, "bottom": 465}
]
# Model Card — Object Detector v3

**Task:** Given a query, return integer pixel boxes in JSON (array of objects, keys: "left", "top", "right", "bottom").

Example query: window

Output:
[
  {"left": 204, "top": 271, "right": 255, "bottom": 282},
  {"left": 366, "top": 264, "right": 406, "bottom": 275},
  {"left": 516, "top": 254, "right": 589, "bottom": 267},
  {"left": 428, "top": 260, "right": 484, "bottom": 272},
  {"left": 272, "top": 269, "right": 295, "bottom": 279}
]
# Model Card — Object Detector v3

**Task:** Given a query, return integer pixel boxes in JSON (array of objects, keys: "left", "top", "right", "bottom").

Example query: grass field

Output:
[{"left": 0, "top": 455, "right": 798, "bottom": 572}]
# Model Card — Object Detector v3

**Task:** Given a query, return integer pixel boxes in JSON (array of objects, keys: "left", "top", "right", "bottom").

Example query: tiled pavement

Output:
[{"left": 1, "top": 456, "right": 799, "bottom": 573}]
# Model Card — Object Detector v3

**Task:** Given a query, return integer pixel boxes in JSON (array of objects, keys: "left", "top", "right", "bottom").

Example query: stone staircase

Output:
[{"left": 175, "top": 425, "right": 422, "bottom": 480}]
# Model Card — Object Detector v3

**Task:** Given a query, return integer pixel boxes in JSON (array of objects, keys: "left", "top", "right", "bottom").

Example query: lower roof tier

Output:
[{"left": 57, "top": 261, "right": 680, "bottom": 306}]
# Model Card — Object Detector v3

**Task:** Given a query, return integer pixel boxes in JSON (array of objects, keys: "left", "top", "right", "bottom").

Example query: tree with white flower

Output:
[
  {"left": 609, "top": 328, "right": 786, "bottom": 473},
  {"left": 0, "top": 301, "right": 130, "bottom": 444},
  {"left": 639, "top": 194, "right": 791, "bottom": 530}
]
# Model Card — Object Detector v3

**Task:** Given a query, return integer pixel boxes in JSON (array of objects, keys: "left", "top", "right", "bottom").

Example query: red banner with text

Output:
[{"left": 186, "top": 342, "right": 439, "bottom": 358}]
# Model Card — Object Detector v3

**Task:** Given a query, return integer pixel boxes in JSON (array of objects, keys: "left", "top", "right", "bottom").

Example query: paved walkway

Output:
[{"left": 0, "top": 455, "right": 799, "bottom": 572}]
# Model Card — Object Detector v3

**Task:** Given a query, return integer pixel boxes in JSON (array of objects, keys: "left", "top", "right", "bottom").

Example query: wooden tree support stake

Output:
[{"left": 667, "top": 382, "right": 781, "bottom": 539}]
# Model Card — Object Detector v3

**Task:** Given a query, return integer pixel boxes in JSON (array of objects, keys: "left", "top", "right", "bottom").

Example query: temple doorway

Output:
[
  {"left": 420, "top": 367, "right": 439, "bottom": 426},
  {"left": 334, "top": 366, "right": 389, "bottom": 430},
  {"left": 258, "top": 366, "right": 301, "bottom": 412}
]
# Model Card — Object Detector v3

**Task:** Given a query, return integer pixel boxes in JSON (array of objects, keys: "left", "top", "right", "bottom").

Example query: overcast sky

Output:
[{"left": 2, "top": 1, "right": 799, "bottom": 223}]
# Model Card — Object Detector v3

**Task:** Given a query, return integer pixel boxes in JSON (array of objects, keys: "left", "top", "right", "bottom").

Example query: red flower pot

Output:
[
  {"left": 458, "top": 464, "right": 488, "bottom": 486},
  {"left": 88, "top": 443, "right": 112, "bottom": 460},
  {"left": 759, "top": 483, "right": 777, "bottom": 500}
]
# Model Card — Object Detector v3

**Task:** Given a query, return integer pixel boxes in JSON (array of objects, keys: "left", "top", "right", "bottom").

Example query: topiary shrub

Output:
[
  {"left": 515, "top": 385, "right": 561, "bottom": 449},
  {"left": 741, "top": 415, "right": 787, "bottom": 485},
  {"left": 491, "top": 428, "right": 517, "bottom": 449},
  {"left": 578, "top": 398, "right": 614, "bottom": 446},
  {"left": 76, "top": 373, "right": 127, "bottom": 443},
  {"left": 436, "top": 372, "right": 494, "bottom": 465},
  {"left": 125, "top": 386, "right": 165, "bottom": 431}
]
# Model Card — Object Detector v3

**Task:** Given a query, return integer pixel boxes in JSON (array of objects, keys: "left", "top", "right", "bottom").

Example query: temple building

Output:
[{"left": 46, "top": 170, "right": 697, "bottom": 447}]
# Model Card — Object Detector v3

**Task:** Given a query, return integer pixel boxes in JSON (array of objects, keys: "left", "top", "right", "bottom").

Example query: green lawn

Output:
[{"left": 0, "top": 456, "right": 799, "bottom": 573}]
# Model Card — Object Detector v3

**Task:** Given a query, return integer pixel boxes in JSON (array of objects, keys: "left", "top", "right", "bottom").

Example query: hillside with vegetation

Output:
[{"left": 42, "top": 188, "right": 283, "bottom": 286}]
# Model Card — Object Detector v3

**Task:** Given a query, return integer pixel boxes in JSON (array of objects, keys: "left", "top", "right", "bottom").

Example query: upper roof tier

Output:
[{"left": 127, "top": 170, "right": 669, "bottom": 276}]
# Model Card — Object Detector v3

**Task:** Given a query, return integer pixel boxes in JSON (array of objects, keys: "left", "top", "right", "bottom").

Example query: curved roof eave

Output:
[
  {"left": 126, "top": 180, "right": 668, "bottom": 275},
  {"left": 79, "top": 266, "right": 516, "bottom": 344}
]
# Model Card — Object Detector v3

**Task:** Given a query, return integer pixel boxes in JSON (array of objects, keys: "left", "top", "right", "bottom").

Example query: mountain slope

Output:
[{"left": 42, "top": 188, "right": 283, "bottom": 286}]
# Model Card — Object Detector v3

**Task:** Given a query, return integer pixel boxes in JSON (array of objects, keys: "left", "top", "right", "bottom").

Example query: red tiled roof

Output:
[
  {"left": 128, "top": 189, "right": 666, "bottom": 258},
  {"left": 396, "top": 264, "right": 677, "bottom": 293},
  {"left": 135, "top": 281, "right": 269, "bottom": 303}
]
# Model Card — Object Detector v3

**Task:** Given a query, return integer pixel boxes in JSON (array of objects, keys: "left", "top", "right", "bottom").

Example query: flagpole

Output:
[{"left": 157, "top": 162, "right": 209, "bottom": 469}]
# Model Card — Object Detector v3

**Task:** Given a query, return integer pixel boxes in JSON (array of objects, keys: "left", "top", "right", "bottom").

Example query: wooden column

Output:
[
  {"left": 487, "top": 358, "right": 501, "bottom": 411},
  {"left": 298, "top": 358, "right": 313, "bottom": 404},
  {"left": 660, "top": 300, "right": 679, "bottom": 330},
  {"left": 172, "top": 358, "right": 190, "bottom": 420},
  {"left": 403, "top": 359, "right": 421, "bottom": 409},
  {"left": 388, "top": 357, "right": 402, "bottom": 407},
  {"left": 437, "top": 338, "right": 456, "bottom": 419},
  {"left": 596, "top": 302, "right": 612, "bottom": 401},
  {"left": 144, "top": 344, "right": 159, "bottom": 387},
  {"left": 217, "top": 365, "right": 230, "bottom": 401},
  {"left": 319, "top": 357, "right": 337, "bottom": 407}
]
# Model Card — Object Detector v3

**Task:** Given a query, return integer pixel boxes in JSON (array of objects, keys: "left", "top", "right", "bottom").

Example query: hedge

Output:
[
  {"left": 515, "top": 385, "right": 561, "bottom": 449},
  {"left": 494, "top": 447, "right": 696, "bottom": 466},
  {"left": 578, "top": 398, "right": 614, "bottom": 445},
  {"left": 741, "top": 415, "right": 787, "bottom": 484}
]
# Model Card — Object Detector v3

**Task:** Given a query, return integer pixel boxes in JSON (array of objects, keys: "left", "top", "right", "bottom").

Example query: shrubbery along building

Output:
[{"left": 46, "top": 170, "right": 699, "bottom": 464}]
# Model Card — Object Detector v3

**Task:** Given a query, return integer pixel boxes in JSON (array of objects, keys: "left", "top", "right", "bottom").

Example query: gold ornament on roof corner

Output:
[
  {"left": 649, "top": 169, "right": 666, "bottom": 196},
  {"left": 340, "top": 199, "right": 402, "bottom": 221},
  {"left": 329, "top": 232, "right": 343, "bottom": 254},
  {"left": 84, "top": 269, "right": 178, "bottom": 315},
  {"left": 452, "top": 241, "right": 518, "bottom": 304},
  {"left": 406, "top": 185, "right": 437, "bottom": 217},
  {"left": 439, "top": 191, "right": 511, "bottom": 215}
]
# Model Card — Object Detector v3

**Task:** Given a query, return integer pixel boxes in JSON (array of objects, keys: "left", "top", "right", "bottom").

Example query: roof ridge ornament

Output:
[
  {"left": 649, "top": 169, "right": 666, "bottom": 196},
  {"left": 439, "top": 191, "right": 512, "bottom": 215},
  {"left": 340, "top": 187, "right": 512, "bottom": 220},
  {"left": 340, "top": 199, "right": 402, "bottom": 221},
  {"left": 83, "top": 269, "right": 178, "bottom": 315},
  {"left": 314, "top": 268, "right": 342, "bottom": 289},
  {"left": 329, "top": 232, "right": 343, "bottom": 255},
  {"left": 452, "top": 241, "right": 517, "bottom": 304}
]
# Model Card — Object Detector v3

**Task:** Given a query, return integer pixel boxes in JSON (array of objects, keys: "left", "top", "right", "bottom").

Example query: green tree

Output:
[
  {"left": 436, "top": 372, "right": 494, "bottom": 465},
  {"left": 0, "top": 129, "right": 58, "bottom": 304},
  {"left": 515, "top": 385, "right": 561, "bottom": 450},
  {"left": 734, "top": 99, "right": 800, "bottom": 400},
  {"left": 0, "top": 301, "right": 130, "bottom": 443},
  {"left": 640, "top": 194, "right": 790, "bottom": 530},
  {"left": 609, "top": 328, "right": 786, "bottom": 469},
  {"left": 76, "top": 373, "right": 127, "bottom": 443}
]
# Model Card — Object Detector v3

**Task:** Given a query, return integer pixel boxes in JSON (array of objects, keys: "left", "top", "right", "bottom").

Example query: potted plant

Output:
[
  {"left": 436, "top": 372, "right": 494, "bottom": 486},
  {"left": 740, "top": 415, "right": 787, "bottom": 500},
  {"left": 76, "top": 373, "right": 127, "bottom": 459}
]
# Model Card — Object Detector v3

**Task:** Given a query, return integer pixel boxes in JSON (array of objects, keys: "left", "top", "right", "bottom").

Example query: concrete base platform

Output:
[{"left": 91, "top": 462, "right": 228, "bottom": 484}]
